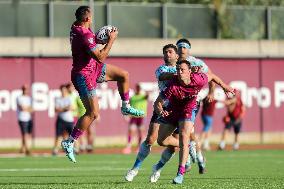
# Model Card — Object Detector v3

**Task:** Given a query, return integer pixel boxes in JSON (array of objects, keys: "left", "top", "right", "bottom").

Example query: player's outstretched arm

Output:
[
  {"left": 90, "top": 28, "right": 118, "bottom": 63},
  {"left": 208, "top": 72, "right": 234, "bottom": 98},
  {"left": 158, "top": 73, "right": 176, "bottom": 81},
  {"left": 205, "top": 81, "right": 216, "bottom": 103},
  {"left": 155, "top": 65, "right": 177, "bottom": 81},
  {"left": 194, "top": 59, "right": 234, "bottom": 98}
]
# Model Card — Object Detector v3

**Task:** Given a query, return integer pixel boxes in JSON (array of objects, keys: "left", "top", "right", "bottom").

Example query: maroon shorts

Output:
[{"left": 129, "top": 117, "right": 144, "bottom": 126}]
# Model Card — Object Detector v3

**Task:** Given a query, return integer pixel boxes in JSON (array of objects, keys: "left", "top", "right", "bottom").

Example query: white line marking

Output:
[{"left": 0, "top": 167, "right": 131, "bottom": 172}]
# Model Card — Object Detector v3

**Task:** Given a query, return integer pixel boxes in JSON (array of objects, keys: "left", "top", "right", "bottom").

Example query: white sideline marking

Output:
[
  {"left": 0, "top": 167, "right": 129, "bottom": 172},
  {"left": 214, "top": 153, "right": 284, "bottom": 158},
  {"left": 0, "top": 153, "right": 54, "bottom": 158}
]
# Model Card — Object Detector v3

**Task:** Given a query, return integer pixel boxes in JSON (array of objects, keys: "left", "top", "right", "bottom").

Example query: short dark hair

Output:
[
  {"left": 176, "top": 38, "right": 191, "bottom": 47},
  {"left": 65, "top": 82, "right": 72, "bottom": 89},
  {"left": 21, "top": 85, "right": 28, "bottom": 91},
  {"left": 177, "top": 59, "right": 191, "bottom": 69},
  {"left": 75, "top": 6, "right": 91, "bottom": 21},
  {"left": 163, "top": 44, "right": 178, "bottom": 54},
  {"left": 59, "top": 84, "right": 66, "bottom": 90}
]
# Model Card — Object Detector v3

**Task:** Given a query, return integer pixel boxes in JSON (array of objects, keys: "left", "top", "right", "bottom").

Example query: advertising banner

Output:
[{"left": 0, "top": 57, "right": 283, "bottom": 138}]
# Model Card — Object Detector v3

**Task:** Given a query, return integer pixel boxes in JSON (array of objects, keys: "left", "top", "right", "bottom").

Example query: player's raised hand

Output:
[
  {"left": 223, "top": 85, "right": 235, "bottom": 98},
  {"left": 108, "top": 27, "right": 118, "bottom": 41}
]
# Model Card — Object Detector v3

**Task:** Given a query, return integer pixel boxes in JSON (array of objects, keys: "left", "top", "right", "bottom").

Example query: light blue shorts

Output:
[{"left": 201, "top": 115, "right": 213, "bottom": 132}]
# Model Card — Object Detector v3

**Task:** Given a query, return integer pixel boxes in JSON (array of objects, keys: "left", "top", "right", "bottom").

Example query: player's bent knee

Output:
[
  {"left": 121, "top": 70, "right": 129, "bottom": 81},
  {"left": 85, "top": 111, "right": 99, "bottom": 121},
  {"left": 92, "top": 112, "right": 99, "bottom": 120},
  {"left": 115, "top": 70, "right": 129, "bottom": 82}
]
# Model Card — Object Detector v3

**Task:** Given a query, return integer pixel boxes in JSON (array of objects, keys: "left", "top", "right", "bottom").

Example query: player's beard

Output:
[
  {"left": 179, "top": 54, "right": 187, "bottom": 61},
  {"left": 165, "top": 58, "right": 176, "bottom": 66}
]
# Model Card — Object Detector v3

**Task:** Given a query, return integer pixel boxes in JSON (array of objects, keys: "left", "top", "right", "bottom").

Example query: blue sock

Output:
[
  {"left": 132, "top": 141, "right": 151, "bottom": 170},
  {"left": 155, "top": 148, "right": 175, "bottom": 170},
  {"left": 156, "top": 161, "right": 165, "bottom": 170}
]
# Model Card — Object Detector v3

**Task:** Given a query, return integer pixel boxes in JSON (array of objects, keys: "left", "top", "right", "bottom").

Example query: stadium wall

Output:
[
  {"left": 0, "top": 38, "right": 284, "bottom": 147},
  {"left": 0, "top": 38, "right": 284, "bottom": 58}
]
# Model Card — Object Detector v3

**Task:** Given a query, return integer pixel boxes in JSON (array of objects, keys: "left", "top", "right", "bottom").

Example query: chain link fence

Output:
[{"left": 0, "top": 1, "right": 283, "bottom": 39}]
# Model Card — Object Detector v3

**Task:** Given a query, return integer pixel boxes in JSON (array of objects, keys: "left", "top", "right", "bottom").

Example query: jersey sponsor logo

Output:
[{"left": 88, "top": 38, "right": 94, "bottom": 44}]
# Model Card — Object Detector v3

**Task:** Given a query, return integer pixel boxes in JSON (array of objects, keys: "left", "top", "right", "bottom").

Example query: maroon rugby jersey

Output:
[
  {"left": 201, "top": 99, "right": 217, "bottom": 116},
  {"left": 229, "top": 96, "right": 243, "bottom": 119},
  {"left": 70, "top": 24, "right": 103, "bottom": 74},
  {"left": 161, "top": 73, "right": 208, "bottom": 123}
]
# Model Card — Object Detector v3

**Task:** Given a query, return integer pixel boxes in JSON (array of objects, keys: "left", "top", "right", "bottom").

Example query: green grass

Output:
[{"left": 0, "top": 150, "right": 283, "bottom": 188}]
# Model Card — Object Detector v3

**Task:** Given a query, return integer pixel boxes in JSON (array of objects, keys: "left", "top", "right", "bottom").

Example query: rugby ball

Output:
[{"left": 95, "top": 25, "right": 117, "bottom": 44}]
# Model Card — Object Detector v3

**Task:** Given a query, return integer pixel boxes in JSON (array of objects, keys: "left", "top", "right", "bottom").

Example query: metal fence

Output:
[{"left": 0, "top": 1, "right": 283, "bottom": 39}]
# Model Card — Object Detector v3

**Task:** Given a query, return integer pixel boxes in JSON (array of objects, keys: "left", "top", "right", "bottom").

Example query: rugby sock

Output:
[
  {"left": 178, "top": 165, "right": 186, "bottom": 175},
  {"left": 126, "top": 135, "right": 132, "bottom": 148},
  {"left": 185, "top": 156, "right": 191, "bottom": 167},
  {"left": 69, "top": 128, "right": 84, "bottom": 143},
  {"left": 219, "top": 140, "right": 226, "bottom": 149},
  {"left": 156, "top": 148, "right": 175, "bottom": 170},
  {"left": 189, "top": 141, "right": 197, "bottom": 161},
  {"left": 128, "top": 135, "right": 132, "bottom": 144},
  {"left": 120, "top": 91, "right": 130, "bottom": 101},
  {"left": 132, "top": 141, "right": 151, "bottom": 170},
  {"left": 197, "top": 151, "right": 204, "bottom": 163},
  {"left": 190, "top": 141, "right": 196, "bottom": 150}
]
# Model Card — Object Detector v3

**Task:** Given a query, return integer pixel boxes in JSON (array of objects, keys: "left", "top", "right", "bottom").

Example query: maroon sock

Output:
[
  {"left": 128, "top": 135, "right": 132, "bottom": 143},
  {"left": 70, "top": 127, "right": 84, "bottom": 141},
  {"left": 120, "top": 91, "right": 130, "bottom": 101},
  {"left": 178, "top": 165, "right": 186, "bottom": 175}
]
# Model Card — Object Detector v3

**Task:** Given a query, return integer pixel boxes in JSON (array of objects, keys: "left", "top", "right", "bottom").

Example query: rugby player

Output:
[
  {"left": 126, "top": 40, "right": 234, "bottom": 182},
  {"left": 125, "top": 44, "right": 179, "bottom": 182},
  {"left": 61, "top": 6, "right": 144, "bottom": 163},
  {"left": 200, "top": 93, "right": 217, "bottom": 151},
  {"left": 219, "top": 90, "right": 245, "bottom": 150},
  {"left": 175, "top": 38, "right": 233, "bottom": 174}
]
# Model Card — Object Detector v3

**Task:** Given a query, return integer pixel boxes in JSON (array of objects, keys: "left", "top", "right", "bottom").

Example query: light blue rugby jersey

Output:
[
  {"left": 155, "top": 56, "right": 208, "bottom": 92},
  {"left": 155, "top": 64, "right": 177, "bottom": 92}
]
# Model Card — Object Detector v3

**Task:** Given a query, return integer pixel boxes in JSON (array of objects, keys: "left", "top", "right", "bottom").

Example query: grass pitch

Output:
[{"left": 0, "top": 150, "right": 283, "bottom": 189}]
